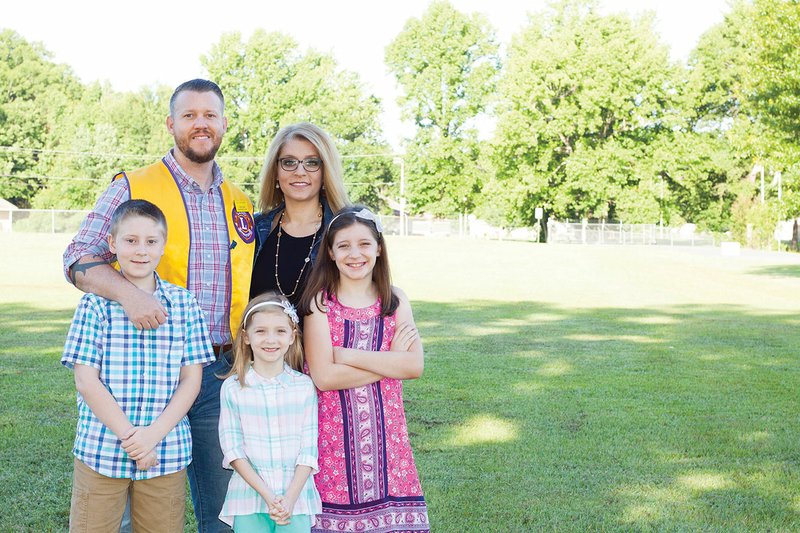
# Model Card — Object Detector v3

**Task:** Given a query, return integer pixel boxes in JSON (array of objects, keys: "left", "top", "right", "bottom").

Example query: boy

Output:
[{"left": 62, "top": 199, "right": 215, "bottom": 532}]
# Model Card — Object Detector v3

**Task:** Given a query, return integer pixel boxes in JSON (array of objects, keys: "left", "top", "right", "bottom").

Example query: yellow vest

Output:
[{"left": 115, "top": 161, "right": 254, "bottom": 339}]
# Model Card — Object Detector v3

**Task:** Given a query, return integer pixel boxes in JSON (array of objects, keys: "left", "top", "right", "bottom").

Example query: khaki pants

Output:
[{"left": 70, "top": 458, "right": 186, "bottom": 533}]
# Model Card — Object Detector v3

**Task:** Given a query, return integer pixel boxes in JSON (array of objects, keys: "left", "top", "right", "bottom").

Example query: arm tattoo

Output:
[{"left": 70, "top": 260, "right": 109, "bottom": 284}]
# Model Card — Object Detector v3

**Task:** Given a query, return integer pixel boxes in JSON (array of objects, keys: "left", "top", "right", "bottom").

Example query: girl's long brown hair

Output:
[
  {"left": 298, "top": 205, "right": 399, "bottom": 318},
  {"left": 223, "top": 292, "right": 304, "bottom": 386}
]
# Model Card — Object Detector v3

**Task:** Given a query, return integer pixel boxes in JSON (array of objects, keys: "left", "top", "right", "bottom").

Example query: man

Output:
[{"left": 64, "top": 79, "right": 255, "bottom": 533}]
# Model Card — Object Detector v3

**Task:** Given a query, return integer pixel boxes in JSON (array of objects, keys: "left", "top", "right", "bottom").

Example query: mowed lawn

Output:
[{"left": 2, "top": 233, "right": 800, "bottom": 532}]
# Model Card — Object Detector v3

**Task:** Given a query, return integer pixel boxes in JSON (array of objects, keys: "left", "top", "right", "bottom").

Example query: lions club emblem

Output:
[{"left": 232, "top": 205, "right": 255, "bottom": 244}]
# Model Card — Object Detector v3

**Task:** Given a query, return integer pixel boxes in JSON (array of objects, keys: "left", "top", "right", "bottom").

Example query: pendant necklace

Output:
[{"left": 274, "top": 206, "right": 322, "bottom": 298}]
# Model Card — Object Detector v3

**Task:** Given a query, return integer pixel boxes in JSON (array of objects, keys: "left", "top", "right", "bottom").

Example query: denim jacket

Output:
[{"left": 252, "top": 198, "right": 336, "bottom": 268}]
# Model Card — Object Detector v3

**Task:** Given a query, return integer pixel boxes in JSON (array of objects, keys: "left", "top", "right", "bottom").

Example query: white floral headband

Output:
[
  {"left": 327, "top": 208, "right": 383, "bottom": 234},
  {"left": 243, "top": 301, "right": 300, "bottom": 327}
]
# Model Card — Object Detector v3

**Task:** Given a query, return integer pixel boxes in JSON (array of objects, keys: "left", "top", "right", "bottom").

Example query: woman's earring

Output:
[
  {"left": 322, "top": 183, "right": 326, "bottom": 191},
  {"left": 275, "top": 182, "right": 280, "bottom": 189}
]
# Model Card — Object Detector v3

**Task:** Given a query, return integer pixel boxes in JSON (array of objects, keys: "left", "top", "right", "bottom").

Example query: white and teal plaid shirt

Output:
[
  {"left": 61, "top": 274, "right": 215, "bottom": 479},
  {"left": 218, "top": 365, "right": 321, "bottom": 525}
]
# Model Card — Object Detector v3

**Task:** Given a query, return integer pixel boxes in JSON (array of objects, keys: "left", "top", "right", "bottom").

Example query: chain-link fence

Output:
[
  {"left": 0, "top": 209, "right": 91, "bottom": 234},
  {"left": 1, "top": 209, "right": 727, "bottom": 248},
  {"left": 0, "top": 209, "right": 471, "bottom": 238},
  {"left": 546, "top": 220, "right": 721, "bottom": 246},
  {"left": 381, "top": 214, "right": 467, "bottom": 237}
]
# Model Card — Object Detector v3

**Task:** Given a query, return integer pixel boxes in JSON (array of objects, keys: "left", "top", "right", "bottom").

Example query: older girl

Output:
[{"left": 299, "top": 206, "right": 429, "bottom": 532}]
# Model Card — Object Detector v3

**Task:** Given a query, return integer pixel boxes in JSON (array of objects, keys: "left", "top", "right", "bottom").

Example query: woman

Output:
[{"left": 251, "top": 123, "right": 350, "bottom": 306}]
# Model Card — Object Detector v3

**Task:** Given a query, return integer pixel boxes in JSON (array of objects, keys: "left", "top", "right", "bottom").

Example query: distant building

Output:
[{"left": 0, "top": 198, "right": 19, "bottom": 232}]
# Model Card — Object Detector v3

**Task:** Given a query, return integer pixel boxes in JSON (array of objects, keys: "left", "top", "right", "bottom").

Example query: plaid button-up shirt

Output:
[
  {"left": 63, "top": 150, "right": 233, "bottom": 345},
  {"left": 218, "top": 365, "right": 321, "bottom": 525},
  {"left": 61, "top": 274, "right": 215, "bottom": 479}
]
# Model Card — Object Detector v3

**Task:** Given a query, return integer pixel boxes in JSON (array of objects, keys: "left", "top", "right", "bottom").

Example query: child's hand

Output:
[
  {"left": 135, "top": 450, "right": 159, "bottom": 471},
  {"left": 269, "top": 496, "right": 291, "bottom": 525},
  {"left": 121, "top": 426, "right": 160, "bottom": 461},
  {"left": 390, "top": 322, "right": 419, "bottom": 352},
  {"left": 281, "top": 493, "right": 298, "bottom": 522}
]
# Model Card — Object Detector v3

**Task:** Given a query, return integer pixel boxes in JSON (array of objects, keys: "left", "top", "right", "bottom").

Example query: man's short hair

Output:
[
  {"left": 169, "top": 79, "right": 225, "bottom": 116},
  {"left": 109, "top": 199, "right": 168, "bottom": 238}
]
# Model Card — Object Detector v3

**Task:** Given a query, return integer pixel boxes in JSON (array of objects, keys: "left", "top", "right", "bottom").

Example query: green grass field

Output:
[{"left": 2, "top": 233, "right": 800, "bottom": 532}]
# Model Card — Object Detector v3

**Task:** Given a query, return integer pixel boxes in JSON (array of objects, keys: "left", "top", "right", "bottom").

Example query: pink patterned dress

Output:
[{"left": 310, "top": 293, "right": 429, "bottom": 532}]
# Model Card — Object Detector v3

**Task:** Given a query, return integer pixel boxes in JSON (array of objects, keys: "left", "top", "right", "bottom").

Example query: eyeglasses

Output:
[{"left": 278, "top": 157, "right": 322, "bottom": 172}]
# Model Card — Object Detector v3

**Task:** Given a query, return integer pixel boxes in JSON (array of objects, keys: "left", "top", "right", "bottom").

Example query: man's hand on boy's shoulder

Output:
[
  {"left": 68, "top": 252, "right": 167, "bottom": 329},
  {"left": 119, "top": 287, "right": 168, "bottom": 330}
]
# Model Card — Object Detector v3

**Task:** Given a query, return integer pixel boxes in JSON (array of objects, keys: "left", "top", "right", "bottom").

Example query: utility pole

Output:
[{"left": 394, "top": 158, "right": 406, "bottom": 236}]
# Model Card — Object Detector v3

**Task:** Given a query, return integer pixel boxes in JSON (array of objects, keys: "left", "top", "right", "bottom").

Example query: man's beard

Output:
[{"left": 176, "top": 133, "right": 221, "bottom": 164}]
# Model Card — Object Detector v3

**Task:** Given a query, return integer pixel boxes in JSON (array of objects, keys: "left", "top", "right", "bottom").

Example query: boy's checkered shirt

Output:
[{"left": 61, "top": 273, "right": 215, "bottom": 479}]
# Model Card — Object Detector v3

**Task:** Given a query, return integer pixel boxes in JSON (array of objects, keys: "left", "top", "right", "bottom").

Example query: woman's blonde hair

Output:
[
  {"left": 223, "top": 292, "right": 304, "bottom": 385},
  {"left": 257, "top": 122, "right": 349, "bottom": 213}
]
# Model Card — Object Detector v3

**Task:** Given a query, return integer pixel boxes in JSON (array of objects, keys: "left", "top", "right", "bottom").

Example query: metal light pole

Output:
[
  {"left": 394, "top": 158, "right": 406, "bottom": 236},
  {"left": 659, "top": 175, "right": 664, "bottom": 239}
]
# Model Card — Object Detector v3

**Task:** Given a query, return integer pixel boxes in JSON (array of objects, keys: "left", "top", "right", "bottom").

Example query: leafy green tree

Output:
[
  {"left": 490, "top": 0, "right": 678, "bottom": 224},
  {"left": 650, "top": 133, "right": 746, "bottom": 230},
  {"left": 731, "top": 191, "right": 780, "bottom": 249},
  {"left": 658, "top": 15, "right": 752, "bottom": 233},
  {"left": 0, "top": 29, "right": 82, "bottom": 207},
  {"left": 744, "top": 0, "right": 800, "bottom": 220},
  {"left": 32, "top": 84, "right": 173, "bottom": 209},
  {"left": 682, "top": 0, "right": 796, "bottom": 238},
  {"left": 747, "top": 0, "right": 800, "bottom": 142},
  {"left": 386, "top": 0, "right": 500, "bottom": 216},
  {"left": 682, "top": 2, "right": 754, "bottom": 131},
  {"left": 202, "top": 31, "right": 393, "bottom": 210}
]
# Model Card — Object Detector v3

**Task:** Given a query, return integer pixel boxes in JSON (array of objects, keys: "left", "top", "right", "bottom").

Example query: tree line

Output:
[{"left": 1, "top": 0, "right": 798, "bottom": 245}]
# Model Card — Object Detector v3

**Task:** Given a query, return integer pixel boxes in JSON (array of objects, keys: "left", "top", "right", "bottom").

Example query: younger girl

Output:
[
  {"left": 299, "top": 206, "right": 429, "bottom": 532},
  {"left": 218, "top": 292, "right": 321, "bottom": 532}
]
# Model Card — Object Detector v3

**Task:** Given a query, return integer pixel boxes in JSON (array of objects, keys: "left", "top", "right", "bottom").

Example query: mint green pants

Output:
[{"left": 233, "top": 513, "right": 311, "bottom": 533}]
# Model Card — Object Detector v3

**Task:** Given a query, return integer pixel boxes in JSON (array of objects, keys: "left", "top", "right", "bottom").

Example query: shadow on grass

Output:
[
  {"left": 0, "top": 303, "right": 73, "bottom": 357},
  {"left": 748, "top": 264, "right": 800, "bottom": 278},
  {"left": 2, "top": 300, "right": 800, "bottom": 531},
  {"left": 0, "top": 302, "right": 75, "bottom": 531},
  {"left": 408, "top": 300, "right": 800, "bottom": 531}
]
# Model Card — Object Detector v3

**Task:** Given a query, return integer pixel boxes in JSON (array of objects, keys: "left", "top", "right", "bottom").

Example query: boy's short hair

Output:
[{"left": 109, "top": 199, "right": 168, "bottom": 238}]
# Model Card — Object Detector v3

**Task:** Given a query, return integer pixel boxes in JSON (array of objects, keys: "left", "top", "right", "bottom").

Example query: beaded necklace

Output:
[{"left": 274, "top": 206, "right": 322, "bottom": 298}]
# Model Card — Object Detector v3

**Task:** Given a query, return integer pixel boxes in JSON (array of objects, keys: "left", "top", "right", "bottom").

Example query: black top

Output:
[{"left": 250, "top": 226, "right": 316, "bottom": 307}]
